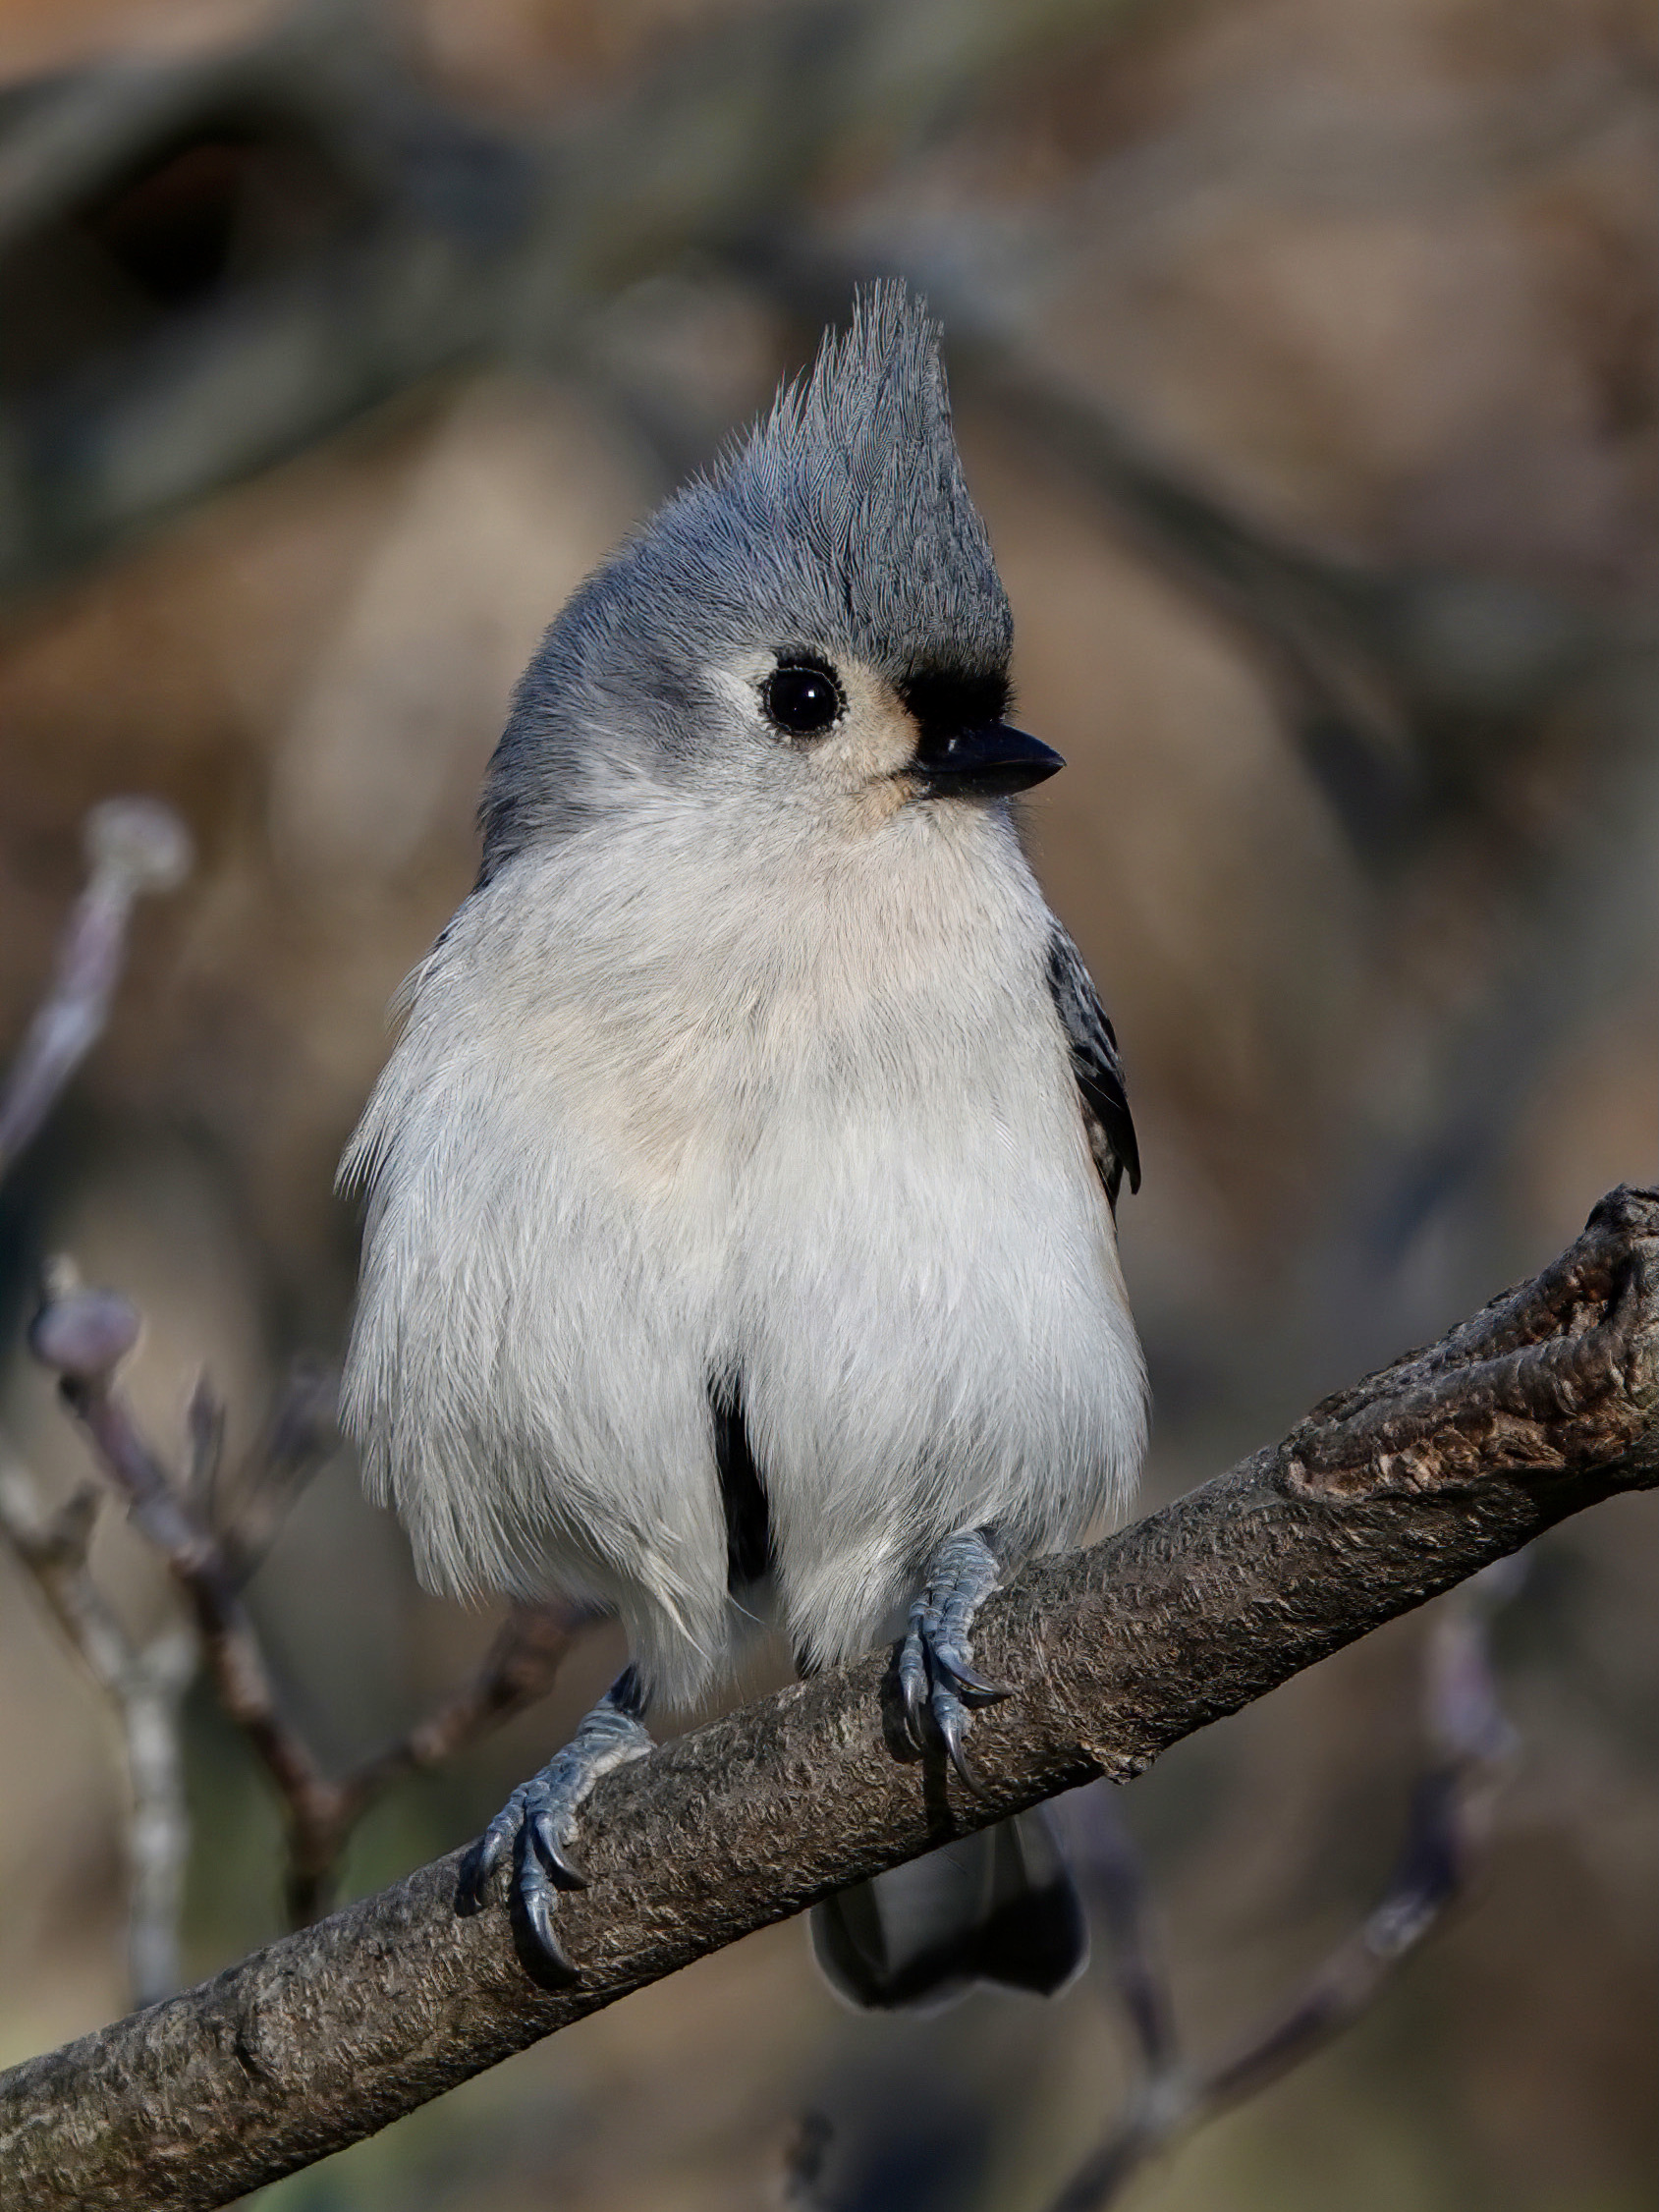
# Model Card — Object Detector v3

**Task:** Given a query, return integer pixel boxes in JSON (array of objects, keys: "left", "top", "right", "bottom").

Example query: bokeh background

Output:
[{"left": 0, "top": 2, "right": 1653, "bottom": 2207}]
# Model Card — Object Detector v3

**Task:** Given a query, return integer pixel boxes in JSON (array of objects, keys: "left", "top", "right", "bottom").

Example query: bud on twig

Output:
[
  {"left": 0, "top": 797, "right": 193, "bottom": 1177},
  {"left": 28, "top": 1282, "right": 142, "bottom": 1384}
]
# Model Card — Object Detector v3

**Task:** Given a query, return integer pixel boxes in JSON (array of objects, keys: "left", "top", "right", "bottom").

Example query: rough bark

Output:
[{"left": 2, "top": 1186, "right": 1654, "bottom": 2212}]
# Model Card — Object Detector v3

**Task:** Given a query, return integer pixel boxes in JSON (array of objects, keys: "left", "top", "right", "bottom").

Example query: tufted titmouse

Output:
[{"left": 341, "top": 284, "right": 1146, "bottom": 2007}]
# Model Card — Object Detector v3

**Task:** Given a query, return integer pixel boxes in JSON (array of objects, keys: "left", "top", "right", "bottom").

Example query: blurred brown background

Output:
[{"left": 0, "top": 1, "right": 1653, "bottom": 2207}]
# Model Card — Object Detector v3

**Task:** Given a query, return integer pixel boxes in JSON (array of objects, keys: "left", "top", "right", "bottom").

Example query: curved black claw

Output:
[
  {"left": 528, "top": 1806, "right": 592, "bottom": 1891},
  {"left": 521, "top": 1871, "right": 575, "bottom": 1980},
  {"left": 455, "top": 1668, "right": 651, "bottom": 1978},
  {"left": 898, "top": 1527, "right": 1010, "bottom": 1796},
  {"left": 932, "top": 1650, "right": 1013, "bottom": 1704},
  {"left": 459, "top": 1798, "right": 519, "bottom": 1912},
  {"left": 931, "top": 1683, "right": 992, "bottom": 1798}
]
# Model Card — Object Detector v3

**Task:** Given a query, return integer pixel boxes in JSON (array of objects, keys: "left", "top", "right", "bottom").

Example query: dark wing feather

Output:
[{"left": 1046, "top": 924, "right": 1140, "bottom": 1209}]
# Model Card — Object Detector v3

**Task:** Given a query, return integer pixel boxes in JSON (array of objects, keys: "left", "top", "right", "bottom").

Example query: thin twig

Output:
[
  {"left": 213, "top": 1355, "right": 339, "bottom": 1587},
  {"left": 1048, "top": 1560, "right": 1523, "bottom": 2210},
  {"left": 28, "top": 1273, "right": 590, "bottom": 1923},
  {"left": 0, "top": 800, "right": 191, "bottom": 1176},
  {"left": 335, "top": 1597, "right": 600, "bottom": 1815},
  {"left": 182, "top": 1374, "right": 225, "bottom": 1520},
  {"left": 1, "top": 792, "right": 587, "bottom": 1960},
  {"left": 0, "top": 798, "right": 194, "bottom": 2006},
  {"left": 31, "top": 1282, "right": 343, "bottom": 1903},
  {"left": 285, "top": 1593, "right": 595, "bottom": 1926},
  {"left": 0, "top": 1462, "right": 195, "bottom": 2007},
  {"left": 1056, "top": 1787, "right": 1179, "bottom": 2079}
]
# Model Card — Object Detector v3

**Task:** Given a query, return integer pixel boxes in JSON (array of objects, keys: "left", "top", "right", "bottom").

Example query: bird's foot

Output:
[
  {"left": 458, "top": 1664, "right": 652, "bottom": 1978},
  {"left": 898, "top": 1528, "right": 1012, "bottom": 1795}
]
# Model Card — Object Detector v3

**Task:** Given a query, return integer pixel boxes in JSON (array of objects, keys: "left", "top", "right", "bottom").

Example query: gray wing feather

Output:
[{"left": 1046, "top": 924, "right": 1140, "bottom": 1209}]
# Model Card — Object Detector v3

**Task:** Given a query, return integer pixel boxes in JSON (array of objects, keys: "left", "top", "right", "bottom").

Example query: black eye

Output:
[{"left": 762, "top": 660, "right": 842, "bottom": 737}]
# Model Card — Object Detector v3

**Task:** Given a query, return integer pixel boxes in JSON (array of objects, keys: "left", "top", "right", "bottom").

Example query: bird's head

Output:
[{"left": 479, "top": 282, "right": 1061, "bottom": 872}]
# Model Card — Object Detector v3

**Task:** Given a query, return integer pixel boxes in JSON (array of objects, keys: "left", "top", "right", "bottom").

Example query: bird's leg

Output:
[
  {"left": 898, "top": 1527, "right": 1013, "bottom": 1795},
  {"left": 458, "top": 1662, "right": 652, "bottom": 1977}
]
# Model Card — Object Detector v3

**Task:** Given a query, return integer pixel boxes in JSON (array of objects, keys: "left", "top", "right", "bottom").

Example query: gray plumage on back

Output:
[{"left": 341, "top": 284, "right": 1145, "bottom": 2006}]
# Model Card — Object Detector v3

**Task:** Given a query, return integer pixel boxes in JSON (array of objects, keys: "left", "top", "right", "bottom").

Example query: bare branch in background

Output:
[
  {"left": 1047, "top": 1559, "right": 1522, "bottom": 2210},
  {"left": 30, "top": 1269, "right": 346, "bottom": 1908},
  {"left": 0, "top": 798, "right": 191, "bottom": 1175},
  {"left": 793, "top": 1555, "right": 1525, "bottom": 2209},
  {"left": 285, "top": 1593, "right": 594, "bottom": 1927},
  {"left": 1059, "top": 1789, "right": 1179, "bottom": 2081},
  {"left": 0, "top": 1462, "right": 194, "bottom": 2007},
  {"left": 28, "top": 1274, "right": 592, "bottom": 1925},
  {"left": 0, "top": 792, "right": 195, "bottom": 2001},
  {"left": 331, "top": 1596, "right": 602, "bottom": 1822},
  {"left": 181, "top": 1372, "right": 226, "bottom": 1519},
  {"left": 0, "top": 797, "right": 590, "bottom": 1940},
  {"left": 212, "top": 1355, "right": 339, "bottom": 1586},
  {"left": 0, "top": 1185, "right": 1651, "bottom": 2212}
]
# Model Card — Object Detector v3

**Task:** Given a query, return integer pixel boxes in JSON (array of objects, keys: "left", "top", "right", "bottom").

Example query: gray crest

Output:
[
  {"left": 703, "top": 279, "right": 1012, "bottom": 680},
  {"left": 481, "top": 282, "right": 1012, "bottom": 872}
]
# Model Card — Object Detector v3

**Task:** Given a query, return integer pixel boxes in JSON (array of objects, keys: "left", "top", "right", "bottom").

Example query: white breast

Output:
[{"left": 342, "top": 786, "right": 1145, "bottom": 1707}]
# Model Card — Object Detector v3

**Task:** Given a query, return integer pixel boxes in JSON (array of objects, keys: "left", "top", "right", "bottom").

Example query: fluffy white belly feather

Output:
[{"left": 342, "top": 787, "right": 1145, "bottom": 1707}]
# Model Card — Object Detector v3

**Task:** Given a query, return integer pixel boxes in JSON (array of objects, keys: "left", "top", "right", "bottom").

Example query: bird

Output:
[{"left": 339, "top": 281, "right": 1146, "bottom": 2009}]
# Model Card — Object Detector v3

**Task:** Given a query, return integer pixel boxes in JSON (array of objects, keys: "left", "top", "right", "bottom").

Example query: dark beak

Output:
[{"left": 911, "top": 722, "right": 1065, "bottom": 800}]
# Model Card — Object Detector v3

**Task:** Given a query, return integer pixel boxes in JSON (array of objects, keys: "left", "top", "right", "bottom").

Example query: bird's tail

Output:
[{"left": 809, "top": 1809, "right": 1087, "bottom": 2012}]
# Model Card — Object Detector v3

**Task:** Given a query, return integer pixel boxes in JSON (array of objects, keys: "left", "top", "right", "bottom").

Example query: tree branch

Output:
[
  {"left": 1, "top": 797, "right": 592, "bottom": 1939},
  {"left": 1046, "top": 1555, "right": 1521, "bottom": 2208},
  {"left": 0, "top": 1463, "right": 195, "bottom": 2007},
  {"left": 1, "top": 1185, "right": 1653, "bottom": 2212},
  {"left": 28, "top": 1273, "right": 591, "bottom": 1928},
  {"left": 0, "top": 799, "right": 191, "bottom": 1175}
]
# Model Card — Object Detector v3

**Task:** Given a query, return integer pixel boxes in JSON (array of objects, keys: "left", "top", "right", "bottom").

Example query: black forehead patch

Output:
[{"left": 898, "top": 668, "right": 1011, "bottom": 738}]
